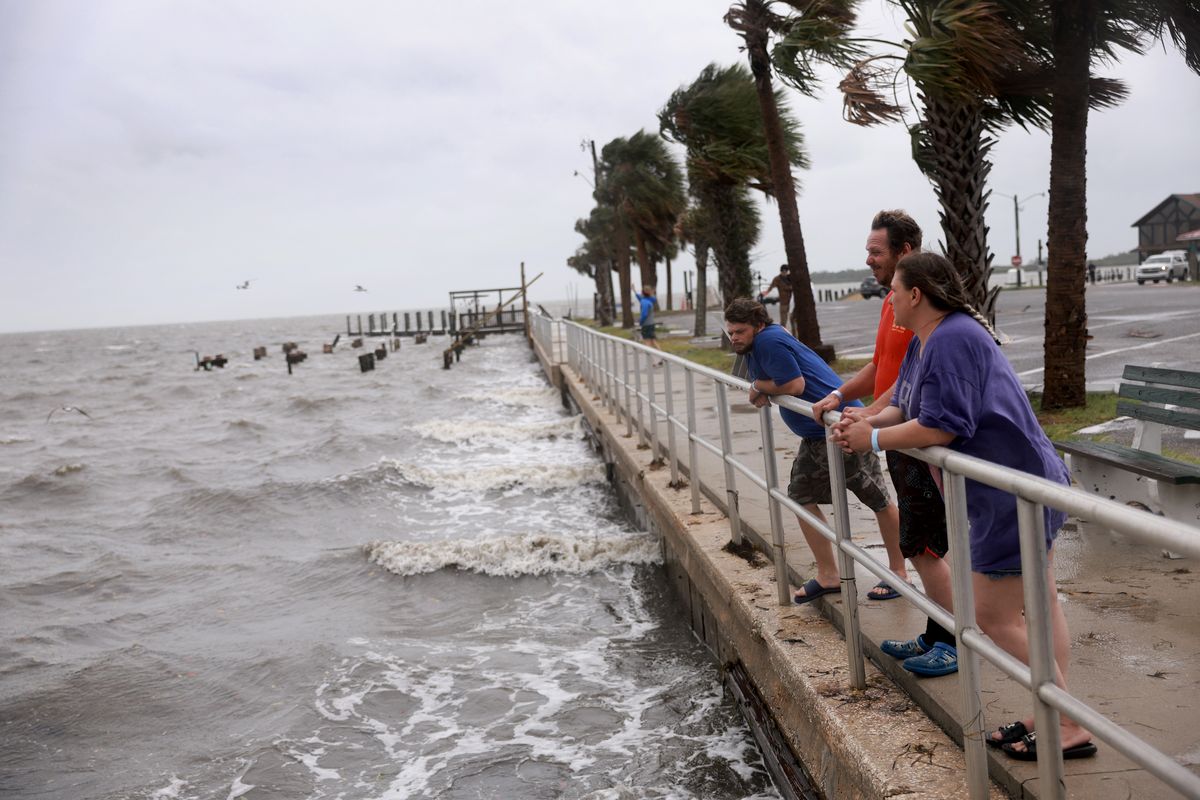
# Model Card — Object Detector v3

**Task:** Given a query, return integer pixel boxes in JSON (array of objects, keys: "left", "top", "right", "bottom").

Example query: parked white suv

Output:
[{"left": 1136, "top": 250, "right": 1188, "bottom": 284}]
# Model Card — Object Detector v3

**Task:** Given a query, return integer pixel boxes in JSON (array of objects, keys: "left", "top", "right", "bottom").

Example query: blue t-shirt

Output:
[
  {"left": 744, "top": 324, "right": 860, "bottom": 439},
  {"left": 636, "top": 294, "right": 655, "bottom": 327},
  {"left": 891, "top": 312, "right": 1070, "bottom": 573}
]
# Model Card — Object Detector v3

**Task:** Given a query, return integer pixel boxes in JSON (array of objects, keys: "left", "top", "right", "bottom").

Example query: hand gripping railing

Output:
[{"left": 553, "top": 319, "right": 1200, "bottom": 800}]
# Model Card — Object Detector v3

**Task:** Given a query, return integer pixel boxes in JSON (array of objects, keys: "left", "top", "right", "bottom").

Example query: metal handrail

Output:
[{"left": 546, "top": 318, "right": 1200, "bottom": 800}]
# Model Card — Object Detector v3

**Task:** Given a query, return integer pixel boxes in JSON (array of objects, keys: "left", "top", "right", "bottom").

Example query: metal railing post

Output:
[
  {"left": 664, "top": 361, "right": 679, "bottom": 485},
  {"left": 646, "top": 348, "right": 660, "bottom": 458},
  {"left": 685, "top": 370, "right": 702, "bottom": 514},
  {"left": 633, "top": 347, "right": 647, "bottom": 446},
  {"left": 608, "top": 339, "right": 621, "bottom": 424},
  {"left": 714, "top": 381, "right": 743, "bottom": 545},
  {"left": 622, "top": 342, "right": 633, "bottom": 439},
  {"left": 945, "top": 471, "right": 989, "bottom": 800},
  {"left": 1018, "top": 498, "right": 1066, "bottom": 799},
  {"left": 600, "top": 332, "right": 611, "bottom": 410},
  {"left": 760, "top": 408, "right": 791, "bottom": 606},
  {"left": 825, "top": 435, "right": 865, "bottom": 688}
]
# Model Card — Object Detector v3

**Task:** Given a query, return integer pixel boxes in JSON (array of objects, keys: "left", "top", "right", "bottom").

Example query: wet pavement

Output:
[{"left": 554, "top": 286, "right": 1200, "bottom": 797}]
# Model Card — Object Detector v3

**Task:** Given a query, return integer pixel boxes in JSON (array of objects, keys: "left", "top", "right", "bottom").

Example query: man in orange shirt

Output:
[{"left": 811, "top": 210, "right": 957, "bottom": 677}]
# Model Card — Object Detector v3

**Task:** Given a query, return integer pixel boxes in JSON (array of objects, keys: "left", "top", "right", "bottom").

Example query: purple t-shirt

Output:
[{"left": 891, "top": 312, "right": 1069, "bottom": 573}]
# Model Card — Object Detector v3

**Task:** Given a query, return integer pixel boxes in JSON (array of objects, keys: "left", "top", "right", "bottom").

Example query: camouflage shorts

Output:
[{"left": 787, "top": 437, "right": 891, "bottom": 512}]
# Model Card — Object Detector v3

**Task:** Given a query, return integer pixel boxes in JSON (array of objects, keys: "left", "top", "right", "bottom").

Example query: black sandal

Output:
[{"left": 987, "top": 720, "right": 1029, "bottom": 748}]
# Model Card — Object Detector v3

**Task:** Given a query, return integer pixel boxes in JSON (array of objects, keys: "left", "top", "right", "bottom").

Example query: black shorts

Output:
[
  {"left": 885, "top": 450, "right": 948, "bottom": 559},
  {"left": 640, "top": 323, "right": 657, "bottom": 340}
]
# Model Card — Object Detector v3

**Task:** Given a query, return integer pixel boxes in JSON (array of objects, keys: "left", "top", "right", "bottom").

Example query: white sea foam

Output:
[
  {"left": 457, "top": 386, "right": 562, "bottom": 409},
  {"left": 364, "top": 532, "right": 661, "bottom": 577},
  {"left": 347, "top": 457, "right": 604, "bottom": 492},
  {"left": 149, "top": 776, "right": 188, "bottom": 799},
  {"left": 53, "top": 463, "right": 86, "bottom": 476},
  {"left": 0, "top": 436, "right": 31, "bottom": 445},
  {"left": 409, "top": 415, "right": 582, "bottom": 444}
]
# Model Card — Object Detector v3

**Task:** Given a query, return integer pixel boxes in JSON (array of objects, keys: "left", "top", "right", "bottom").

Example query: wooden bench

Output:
[{"left": 1055, "top": 365, "right": 1200, "bottom": 531}]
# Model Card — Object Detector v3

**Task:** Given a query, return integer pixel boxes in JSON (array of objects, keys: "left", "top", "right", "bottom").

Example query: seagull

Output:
[
  {"left": 354, "top": 285, "right": 368, "bottom": 293},
  {"left": 236, "top": 280, "right": 254, "bottom": 290},
  {"left": 46, "top": 406, "right": 92, "bottom": 423}
]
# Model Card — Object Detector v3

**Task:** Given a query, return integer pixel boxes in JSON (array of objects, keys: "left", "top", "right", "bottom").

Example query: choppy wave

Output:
[
  {"left": 409, "top": 416, "right": 582, "bottom": 444},
  {"left": 54, "top": 463, "right": 86, "bottom": 476},
  {"left": 0, "top": 436, "right": 32, "bottom": 445},
  {"left": 335, "top": 457, "right": 604, "bottom": 492},
  {"left": 364, "top": 532, "right": 661, "bottom": 577},
  {"left": 458, "top": 386, "right": 562, "bottom": 409}
]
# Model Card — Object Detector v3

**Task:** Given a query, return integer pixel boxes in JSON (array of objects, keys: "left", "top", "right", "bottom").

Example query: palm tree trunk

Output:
[
  {"left": 1042, "top": 0, "right": 1093, "bottom": 409},
  {"left": 921, "top": 93, "right": 997, "bottom": 316},
  {"left": 634, "top": 232, "right": 657, "bottom": 294},
  {"left": 743, "top": 10, "right": 829, "bottom": 359},
  {"left": 666, "top": 255, "right": 673, "bottom": 310},
  {"left": 694, "top": 244, "right": 709, "bottom": 336},
  {"left": 710, "top": 185, "right": 753, "bottom": 302},
  {"left": 616, "top": 227, "right": 634, "bottom": 328},
  {"left": 594, "top": 260, "right": 615, "bottom": 327}
]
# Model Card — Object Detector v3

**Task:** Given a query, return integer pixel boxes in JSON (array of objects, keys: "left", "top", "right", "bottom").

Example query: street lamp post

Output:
[{"left": 996, "top": 191, "right": 1045, "bottom": 288}]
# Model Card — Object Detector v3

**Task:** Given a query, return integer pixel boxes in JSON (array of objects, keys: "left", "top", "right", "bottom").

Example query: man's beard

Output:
[{"left": 731, "top": 341, "right": 753, "bottom": 355}]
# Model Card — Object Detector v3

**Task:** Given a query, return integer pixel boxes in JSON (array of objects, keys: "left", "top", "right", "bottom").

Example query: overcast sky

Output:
[{"left": 1, "top": 0, "right": 1197, "bottom": 333}]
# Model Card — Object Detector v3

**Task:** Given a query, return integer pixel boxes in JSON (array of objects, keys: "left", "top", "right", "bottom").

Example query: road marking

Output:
[{"left": 1017, "top": 330, "right": 1200, "bottom": 376}]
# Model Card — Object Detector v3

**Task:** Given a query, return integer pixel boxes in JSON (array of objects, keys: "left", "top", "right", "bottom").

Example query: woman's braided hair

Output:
[{"left": 895, "top": 252, "right": 1001, "bottom": 345}]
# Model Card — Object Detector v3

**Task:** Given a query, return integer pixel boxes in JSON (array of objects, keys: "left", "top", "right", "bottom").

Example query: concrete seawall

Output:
[{"left": 532, "top": 335, "right": 1002, "bottom": 799}]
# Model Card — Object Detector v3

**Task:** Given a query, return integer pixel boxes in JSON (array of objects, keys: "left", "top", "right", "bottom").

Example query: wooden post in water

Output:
[
  {"left": 427, "top": 310, "right": 434, "bottom": 331},
  {"left": 357, "top": 316, "right": 363, "bottom": 336},
  {"left": 404, "top": 313, "right": 411, "bottom": 333},
  {"left": 440, "top": 309, "right": 447, "bottom": 332},
  {"left": 368, "top": 314, "right": 375, "bottom": 335},
  {"left": 520, "top": 262, "right": 529, "bottom": 339},
  {"left": 392, "top": 313, "right": 398, "bottom": 333},
  {"left": 346, "top": 316, "right": 352, "bottom": 335}
]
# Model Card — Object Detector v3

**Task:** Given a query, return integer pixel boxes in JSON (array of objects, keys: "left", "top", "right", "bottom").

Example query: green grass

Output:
[
  {"left": 591, "top": 322, "right": 735, "bottom": 372},
  {"left": 1029, "top": 392, "right": 1119, "bottom": 442}
]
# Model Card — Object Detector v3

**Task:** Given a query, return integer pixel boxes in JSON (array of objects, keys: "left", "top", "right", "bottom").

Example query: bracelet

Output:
[
  {"left": 831, "top": 388, "right": 844, "bottom": 401},
  {"left": 870, "top": 428, "right": 882, "bottom": 453}
]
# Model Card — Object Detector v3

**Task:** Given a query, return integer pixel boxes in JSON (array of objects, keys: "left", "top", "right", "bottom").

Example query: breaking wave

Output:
[
  {"left": 334, "top": 457, "right": 604, "bottom": 492},
  {"left": 409, "top": 416, "right": 582, "bottom": 444},
  {"left": 457, "top": 386, "right": 562, "bottom": 409},
  {"left": 364, "top": 532, "right": 661, "bottom": 577}
]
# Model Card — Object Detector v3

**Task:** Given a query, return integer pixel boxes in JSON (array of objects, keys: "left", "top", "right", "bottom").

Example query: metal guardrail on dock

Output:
[{"left": 529, "top": 311, "right": 1200, "bottom": 800}]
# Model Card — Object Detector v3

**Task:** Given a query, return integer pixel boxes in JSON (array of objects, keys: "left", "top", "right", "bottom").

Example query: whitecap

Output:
[
  {"left": 337, "top": 457, "right": 604, "bottom": 493},
  {"left": 53, "top": 463, "right": 86, "bottom": 476},
  {"left": 457, "top": 386, "right": 562, "bottom": 409},
  {"left": 363, "top": 532, "right": 661, "bottom": 577},
  {"left": 409, "top": 416, "right": 582, "bottom": 444}
]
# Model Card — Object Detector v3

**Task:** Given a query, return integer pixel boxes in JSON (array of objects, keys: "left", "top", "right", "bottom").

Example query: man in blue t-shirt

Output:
[
  {"left": 724, "top": 297, "right": 901, "bottom": 605},
  {"left": 635, "top": 286, "right": 663, "bottom": 356}
]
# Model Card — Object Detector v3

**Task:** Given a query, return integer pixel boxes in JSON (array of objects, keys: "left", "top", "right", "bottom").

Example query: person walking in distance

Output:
[
  {"left": 811, "top": 209, "right": 957, "bottom": 676},
  {"left": 760, "top": 265, "right": 793, "bottom": 333},
  {"left": 724, "top": 297, "right": 905, "bottom": 605},
  {"left": 635, "top": 286, "right": 663, "bottom": 360}
]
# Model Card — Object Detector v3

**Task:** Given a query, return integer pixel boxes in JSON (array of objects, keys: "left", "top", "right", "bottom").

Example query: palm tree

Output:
[
  {"left": 677, "top": 204, "right": 714, "bottom": 335},
  {"left": 1042, "top": 1, "right": 1200, "bottom": 408},
  {"left": 661, "top": 63, "right": 789, "bottom": 305},
  {"left": 570, "top": 205, "right": 619, "bottom": 326},
  {"left": 836, "top": 2, "right": 1058, "bottom": 320},
  {"left": 726, "top": 1, "right": 863, "bottom": 359},
  {"left": 598, "top": 132, "right": 686, "bottom": 325}
]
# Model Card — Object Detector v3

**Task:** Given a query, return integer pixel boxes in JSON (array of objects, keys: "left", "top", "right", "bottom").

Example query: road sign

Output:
[{"left": 1011, "top": 255, "right": 1023, "bottom": 267}]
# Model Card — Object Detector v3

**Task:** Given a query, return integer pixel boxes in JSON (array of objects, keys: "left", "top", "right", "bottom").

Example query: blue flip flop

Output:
[
  {"left": 793, "top": 578, "right": 841, "bottom": 605},
  {"left": 868, "top": 580, "right": 902, "bottom": 601}
]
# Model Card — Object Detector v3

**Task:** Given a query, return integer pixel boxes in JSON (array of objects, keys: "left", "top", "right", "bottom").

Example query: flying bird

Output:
[
  {"left": 46, "top": 406, "right": 92, "bottom": 423},
  {"left": 354, "top": 285, "right": 368, "bottom": 293},
  {"left": 236, "top": 280, "right": 254, "bottom": 290}
]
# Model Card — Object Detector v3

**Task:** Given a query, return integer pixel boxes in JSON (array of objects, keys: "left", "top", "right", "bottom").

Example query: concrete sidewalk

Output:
[{"left": 577, "top": 351, "right": 1200, "bottom": 799}]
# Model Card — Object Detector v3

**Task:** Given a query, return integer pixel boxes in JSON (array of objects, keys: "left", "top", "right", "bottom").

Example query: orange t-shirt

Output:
[{"left": 872, "top": 294, "right": 914, "bottom": 399}]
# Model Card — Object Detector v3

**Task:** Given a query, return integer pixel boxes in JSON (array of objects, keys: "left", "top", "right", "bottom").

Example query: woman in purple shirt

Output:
[{"left": 834, "top": 252, "right": 1095, "bottom": 762}]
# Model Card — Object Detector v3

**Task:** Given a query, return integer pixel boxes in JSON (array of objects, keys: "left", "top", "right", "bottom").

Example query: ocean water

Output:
[{"left": 0, "top": 316, "right": 778, "bottom": 800}]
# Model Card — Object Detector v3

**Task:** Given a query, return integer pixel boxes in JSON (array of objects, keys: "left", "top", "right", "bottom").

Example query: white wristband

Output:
[
  {"left": 870, "top": 428, "right": 882, "bottom": 453},
  {"left": 831, "top": 388, "right": 844, "bottom": 401}
]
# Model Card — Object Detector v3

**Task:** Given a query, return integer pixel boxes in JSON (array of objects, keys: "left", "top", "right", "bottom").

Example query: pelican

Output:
[
  {"left": 354, "top": 285, "right": 368, "bottom": 293},
  {"left": 236, "top": 280, "right": 254, "bottom": 290}
]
